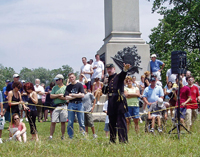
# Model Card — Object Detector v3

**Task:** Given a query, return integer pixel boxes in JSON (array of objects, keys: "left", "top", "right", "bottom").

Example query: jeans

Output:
[{"left": 67, "top": 102, "right": 85, "bottom": 138}]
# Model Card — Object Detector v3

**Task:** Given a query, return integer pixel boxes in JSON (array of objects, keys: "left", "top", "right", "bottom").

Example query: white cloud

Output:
[{"left": 0, "top": 0, "right": 161, "bottom": 74}]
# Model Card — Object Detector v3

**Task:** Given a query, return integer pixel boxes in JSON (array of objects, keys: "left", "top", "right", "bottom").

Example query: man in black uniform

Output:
[{"left": 103, "top": 63, "right": 131, "bottom": 143}]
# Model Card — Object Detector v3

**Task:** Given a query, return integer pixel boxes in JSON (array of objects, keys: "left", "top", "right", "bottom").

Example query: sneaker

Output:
[
  {"left": 97, "top": 101, "right": 100, "bottom": 105},
  {"left": 0, "top": 138, "right": 3, "bottom": 144},
  {"left": 150, "top": 128, "right": 154, "bottom": 133},
  {"left": 61, "top": 136, "right": 64, "bottom": 140},
  {"left": 20, "top": 119, "right": 23, "bottom": 122},
  {"left": 93, "top": 134, "right": 97, "bottom": 139},
  {"left": 49, "top": 136, "right": 53, "bottom": 140},
  {"left": 26, "top": 118, "right": 29, "bottom": 122},
  {"left": 140, "top": 119, "right": 143, "bottom": 123},
  {"left": 158, "top": 127, "right": 162, "bottom": 133}
]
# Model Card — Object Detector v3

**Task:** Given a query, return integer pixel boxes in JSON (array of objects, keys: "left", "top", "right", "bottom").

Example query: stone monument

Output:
[{"left": 97, "top": 0, "right": 150, "bottom": 78}]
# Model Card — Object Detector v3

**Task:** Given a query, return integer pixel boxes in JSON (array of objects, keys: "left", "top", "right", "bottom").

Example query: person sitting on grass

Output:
[
  {"left": 9, "top": 113, "right": 27, "bottom": 142},
  {"left": 92, "top": 77, "right": 103, "bottom": 105},
  {"left": 148, "top": 98, "right": 167, "bottom": 133},
  {"left": 82, "top": 85, "right": 97, "bottom": 138}
]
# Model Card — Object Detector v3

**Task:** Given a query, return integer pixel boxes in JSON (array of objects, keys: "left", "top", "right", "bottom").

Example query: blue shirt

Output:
[
  {"left": 0, "top": 91, "right": 3, "bottom": 103},
  {"left": 45, "top": 86, "right": 53, "bottom": 103},
  {"left": 143, "top": 85, "right": 164, "bottom": 103},
  {"left": 150, "top": 59, "right": 163, "bottom": 72},
  {"left": 3, "top": 86, "right": 6, "bottom": 100}
]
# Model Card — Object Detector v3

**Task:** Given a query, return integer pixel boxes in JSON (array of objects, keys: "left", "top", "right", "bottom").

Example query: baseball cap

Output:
[
  {"left": 157, "top": 98, "right": 164, "bottom": 107},
  {"left": 21, "top": 80, "right": 25, "bottom": 83},
  {"left": 54, "top": 74, "right": 64, "bottom": 80},
  {"left": 13, "top": 74, "right": 20, "bottom": 78},
  {"left": 105, "top": 63, "right": 115, "bottom": 68},
  {"left": 151, "top": 54, "right": 157, "bottom": 58},
  {"left": 83, "top": 85, "right": 87, "bottom": 89},
  {"left": 5, "top": 79, "right": 10, "bottom": 83},
  {"left": 150, "top": 77, "right": 156, "bottom": 81}
]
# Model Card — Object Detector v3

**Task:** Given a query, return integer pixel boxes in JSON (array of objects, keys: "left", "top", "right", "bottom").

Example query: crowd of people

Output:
[{"left": 0, "top": 53, "right": 199, "bottom": 144}]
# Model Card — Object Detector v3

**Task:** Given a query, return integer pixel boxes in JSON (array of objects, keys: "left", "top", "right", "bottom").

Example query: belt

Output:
[
  {"left": 108, "top": 93, "right": 124, "bottom": 97},
  {"left": 57, "top": 103, "right": 66, "bottom": 106},
  {"left": 69, "top": 101, "right": 82, "bottom": 104}
]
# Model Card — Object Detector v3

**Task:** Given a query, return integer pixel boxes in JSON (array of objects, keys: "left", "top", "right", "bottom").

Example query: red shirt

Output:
[
  {"left": 187, "top": 85, "right": 199, "bottom": 109},
  {"left": 176, "top": 86, "right": 191, "bottom": 108}
]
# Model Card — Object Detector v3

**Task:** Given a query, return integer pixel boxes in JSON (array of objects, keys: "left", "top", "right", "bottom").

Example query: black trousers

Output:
[
  {"left": 109, "top": 113, "right": 128, "bottom": 143},
  {"left": 27, "top": 110, "right": 37, "bottom": 134}
]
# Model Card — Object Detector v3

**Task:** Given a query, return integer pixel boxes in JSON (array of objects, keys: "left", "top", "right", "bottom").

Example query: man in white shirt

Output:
[
  {"left": 34, "top": 79, "right": 45, "bottom": 122},
  {"left": 80, "top": 57, "right": 93, "bottom": 92},
  {"left": 91, "top": 54, "right": 104, "bottom": 85},
  {"left": 166, "top": 68, "right": 177, "bottom": 83}
]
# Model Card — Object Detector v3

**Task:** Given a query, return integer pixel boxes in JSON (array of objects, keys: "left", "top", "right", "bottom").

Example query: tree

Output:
[
  {"left": 0, "top": 64, "right": 15, "bottom": 90},
  {"left": 148, "top": 0, "right": 200, "bottom": 84}
]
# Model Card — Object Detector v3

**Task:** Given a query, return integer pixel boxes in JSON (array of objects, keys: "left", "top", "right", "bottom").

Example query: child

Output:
[
  {"left": 148, "top": 98, "right": 167, "bottom": 133},
  {"left": 103, "top": 100, "right": 109, "bottom": 138},
  {"left": 82, "top": 85, "right": 97, "bottom": 138}
]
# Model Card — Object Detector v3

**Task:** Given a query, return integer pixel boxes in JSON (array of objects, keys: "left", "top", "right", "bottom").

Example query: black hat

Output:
[{"left": 105, "top": 63, "right": 115, "bottom": 68}]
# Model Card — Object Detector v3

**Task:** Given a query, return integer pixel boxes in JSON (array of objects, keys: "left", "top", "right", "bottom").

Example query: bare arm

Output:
[
  {"left": 91, "top": 99, "right": 96, "bottom": 113},
  {"left": 8, "top": 91, "right": 23, "bottom": 106},
  {"left": 159, "top": 63, "right": 165, "bottom": 72},
  {"left": 30, "top": 91, "right": 38, "bottom": 104},
  {"left": 182, "top": 96, "right": 191, "bottom": 107},
  {"left": 69, "top": 92, "right": 84, "bottom": 98},
  {"left": 0, "top": 102, "right": 3, "bottom": 116},
  {"left": 50, "top": 93, "right": 63, "bottom": 99},
  {"left": 82, "top": 74, "right": 88, "bottom": 84},
  {"left": 127, "top": 89, "right": 140, "bottom": 98},
  {"left": 92, "top": 83, "right": 95, "bottom": 95},
  {"left": 143, "top": 97, "right": 155, "bottom": 106},
  {"left": 19, "top": 123, "right": 27, "bottom": 135}
]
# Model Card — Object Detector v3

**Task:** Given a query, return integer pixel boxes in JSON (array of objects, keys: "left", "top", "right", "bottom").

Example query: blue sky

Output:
[{"left": 0, "top": 0, "right": 162, "bottom": 73}]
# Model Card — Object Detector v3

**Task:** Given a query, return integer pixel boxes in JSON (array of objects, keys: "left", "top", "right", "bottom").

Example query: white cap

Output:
[
  {"left": 151, "top": 54, "right": 157, "bottom": 58},
  {"left": 21, "top": 80, "right": 25, "bottom": 83},
  {"left": 54, "top": 74, "right": 64, "bottom": 80},
  {"left": 13, "top": 74, "right": 19, "bottom": 78},
  {"left": 157, "top": 98, "right": 164, "bottom": 107}
]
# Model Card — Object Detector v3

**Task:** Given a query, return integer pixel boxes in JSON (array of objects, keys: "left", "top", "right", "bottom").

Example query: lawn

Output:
[{"left": 0, "top": 115, "right": 200, "bottom": 157}]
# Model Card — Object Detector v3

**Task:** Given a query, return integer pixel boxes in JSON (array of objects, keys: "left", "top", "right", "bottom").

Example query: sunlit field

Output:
[{"left": 0, "top": 115, "right": 200, "bottom": 157}]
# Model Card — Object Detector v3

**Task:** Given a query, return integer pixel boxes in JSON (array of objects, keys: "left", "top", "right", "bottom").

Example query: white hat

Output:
[
  {"left": 151, "top": 54, "right": 157, "bottom": 58},
  {"left": 157, "top": 98, "right": 164, "bottom": 107},
  {"left": 13, "top": 74, "right": 19, "bottom": 78},
  {"left": 21, "top": 80, "right": 25, "bottom": 83},
  {"left": 54, "top": 74, "right": 64, "bottom": 80}
]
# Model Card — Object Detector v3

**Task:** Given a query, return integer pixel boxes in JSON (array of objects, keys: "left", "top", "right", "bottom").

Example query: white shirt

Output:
[
  {"left": 166, "top": 69, "right": 177, "bottom": 83},
  {"left": 182, "top": 76, "right": 188, "bottom": 86},
  {"left": 81, "top": 64, "right": 92, "bottom": 81},
  {"left": 103, "top": 101, "right": 109, "bottom": 123},
  {"left": 34, "top": 85, "right": 45, "bottom": 99},
  {"left": 92, "top": 60, "right": 104, "bottom": 79}
]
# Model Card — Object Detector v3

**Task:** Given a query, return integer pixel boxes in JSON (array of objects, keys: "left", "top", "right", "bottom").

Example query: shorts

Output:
[
  {"left": 175, "top": 107, "right": 186, "bottom": 119},
  {"left": 52, "top": 105, "right": 68, "bottom": 123},
  {"left": 104, "top": 123, "right": 109, "bottom": 132},
  {"left": 84, "top": 113, "right": 94, "bottom": 127},
  {"left": 85, "top": 81, "right": 91, "bottom": 90},
  {"left": 125, "top": 106, "right": 140, "bottom": 119},
  {"left": 12, "top": 131, "right": 27, "bottom": 140},
  {"left": 44, "top": 102, "right": 54, "bottom": 111},
  {"left": 151, "top": 114, "right": 162, "bottom": 118}
]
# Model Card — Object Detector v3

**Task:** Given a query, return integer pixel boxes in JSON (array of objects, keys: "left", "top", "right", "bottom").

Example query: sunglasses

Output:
[
  {"left": 188, "top": 79, "right": 193, "bottom": 82},
  {"left": 14, "top": 118, "right": 19, "bottom": 120},
  {"left": 56, "top": 79, "right": 60, "bottom": 81}
]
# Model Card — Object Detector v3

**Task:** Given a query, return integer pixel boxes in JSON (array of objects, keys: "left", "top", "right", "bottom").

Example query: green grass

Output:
[{"left": 0, "top": 116, "right": 200, "bottom": 157}]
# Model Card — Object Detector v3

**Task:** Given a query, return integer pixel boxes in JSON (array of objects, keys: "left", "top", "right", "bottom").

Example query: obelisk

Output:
[{"left": 97, "top": 0, "right": 150, "bottom": 78}]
